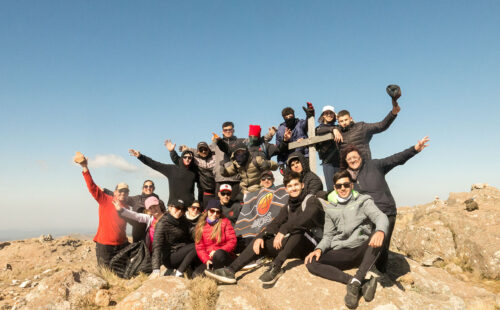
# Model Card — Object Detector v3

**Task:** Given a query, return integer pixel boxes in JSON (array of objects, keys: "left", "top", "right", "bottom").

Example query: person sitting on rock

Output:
[
  {"left": 339, "top": 136, "right": 430, "bottom": 273},
  {"left": 204, "top": 172, "right": 324, "bottom": 287},
  {"left": 285, "top": 151, "right": 323, "bottom": 195},
  {"left": 129, "top": 144, "right": 197, "bottom": 205},
  {"left": 193, "top": 199, "right": 237, "bottom": 277},
  {"left": 305, "top": 170, "right": 389, "bottom": 309},
  {"left": 150, "top": 199, "right": 196, "bottom": 279},
  {"left": 113, "top": 196, "right": 165, "bottom": 254},
  {"left": 73, "top": 152, "right": 130, "bottom": 267}
]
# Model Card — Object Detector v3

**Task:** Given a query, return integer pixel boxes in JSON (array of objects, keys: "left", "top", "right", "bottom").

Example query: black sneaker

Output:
[
  {"left": 344, "top": 281, "right": 361, "bottom": 309},
  {"left": 259, "top": 264, "right": 283, "bottom": 286},
  {"left": 362, "top": 276, "right": 377, "bottom": 302},
  {"left": 204, "top": 267, "right": 236, "bottom": 284}
]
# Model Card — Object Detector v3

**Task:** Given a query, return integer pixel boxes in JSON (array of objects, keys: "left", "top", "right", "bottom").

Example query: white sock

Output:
[{"left": 350, "top": 278, "right": 361, "bottom": 285}]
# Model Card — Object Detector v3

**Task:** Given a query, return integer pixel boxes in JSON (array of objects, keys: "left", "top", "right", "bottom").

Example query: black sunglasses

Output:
[
  {"left": 261, "top": 176, "right": 273, "bottom": 181},
  {"left": 143, "top": 185, "right": 154, "bottom": 189},
  {"left": 334, "top": 182, "right": 352, "bottom": 190},
  {"left": 220, "top": 191, "right": 231, "bottom": 197},
  {"left": 183, "top": 155, "right": 193, "bottom": 159}
]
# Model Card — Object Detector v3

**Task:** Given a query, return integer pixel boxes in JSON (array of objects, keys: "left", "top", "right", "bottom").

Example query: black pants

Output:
[
  {"left": 376, "top": 215, "right": 396, "bottom": 273},
  {"left": 193, "top": 249, "right": 235, "bottom": 276},
  {"left": 95, "top": 242, "right": 129, "bottom": 267},
  {"left": 306, "top": 240, "right": 380, "bottom": 284},
  {"left": 229, "top": 233, "right": 315, "bottom": 272},
  {"left": 235, "top": 237, "right": 254, "bottom": 254},
  {"left": 165, "top": 243, "right": 197, "bottom": 273}
]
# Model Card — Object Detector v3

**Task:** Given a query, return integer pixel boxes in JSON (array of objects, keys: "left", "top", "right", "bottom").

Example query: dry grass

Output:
[
  {"left": 73, "top": 293, "right": 100, "bottom": 310},
  {"left": 94, "top": 266, "right": 149, "bottom": 307},
  {"left": 187, "top": 277, "right": 219, "bottom": 310},
  {"left": 466, "top": 300, "right": 498, "bottom": 310}
]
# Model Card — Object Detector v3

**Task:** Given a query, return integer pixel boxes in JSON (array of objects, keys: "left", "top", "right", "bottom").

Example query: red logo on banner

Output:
[{"left": 257, "top": 192, "right": 273, "bottom": 215}]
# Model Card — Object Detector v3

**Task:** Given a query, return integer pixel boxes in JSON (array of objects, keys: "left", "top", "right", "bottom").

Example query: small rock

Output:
[
  {"left": 397, "top": 273, "right": 414, "bottom": 285},
  {"left": 94, "top": 289, "right": 111, "bottom": 307},
  {"left": 5, "top": 264, "right": 12, "bottom": 271},
  {"left": 464, "top": 198, "right": 479, "bottom": 211},
  {"left": 12, "top": 279, "right": 19, "bottom": 285},
  {"left": 39, "top": 234, "right": 53, "bottom": 242},
  {"left": 19, "top": 280, "right": 31, "bottom": 288},
  {"left": 422, "top": 253, "right": 443, "bottom": 266},
  {"left": 444, "top": 263, "right": 463, "bottom": 274},
  {"left": 42, "top": 269, "right": 52, "bottom": 274},
  {"left": 471, "top": 183, "right": 488, "bottom": 190},
  {"left": 33, "top": 275, "right": 40, "bottom": 280}
]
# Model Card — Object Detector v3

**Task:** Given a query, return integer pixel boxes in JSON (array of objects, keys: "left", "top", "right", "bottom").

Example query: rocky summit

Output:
[{"left": 0, "top": 184, "right": 499, "bottom": 310}]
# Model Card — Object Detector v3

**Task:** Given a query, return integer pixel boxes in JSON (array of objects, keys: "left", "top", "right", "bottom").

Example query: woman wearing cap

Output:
[
  {"left": 193, "top": 199, "right": 237, "bottom": 276},
  {"left": 114, "top": 196, "right": 165, "bottom": 254},
  {"left": 185, "top": 200, "right": 202, "bottom": 234},
  {"left": 315, "top": 105, "right": 343, "bottom": 192},
  {"left": 150, "top": 199, "right": 197, "bottom": 278}
]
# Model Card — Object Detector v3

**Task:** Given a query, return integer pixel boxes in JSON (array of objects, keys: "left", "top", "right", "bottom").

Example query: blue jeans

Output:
[{"left": 322, "top": 163, "right": 339, "bottom": 193}]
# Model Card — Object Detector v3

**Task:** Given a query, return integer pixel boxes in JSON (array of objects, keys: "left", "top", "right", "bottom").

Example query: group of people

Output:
[{"left": 75, "top": 91, "right": 429, "bottom": 309}]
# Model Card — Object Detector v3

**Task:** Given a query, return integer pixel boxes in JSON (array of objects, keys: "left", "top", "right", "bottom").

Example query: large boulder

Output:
[{"left": 392, "top": 185, "right": 500, "bottom": 279}]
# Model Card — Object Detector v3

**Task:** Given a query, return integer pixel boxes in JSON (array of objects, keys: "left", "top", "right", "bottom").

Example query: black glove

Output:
[{"left": 303, "top": 102, "right": 315, "bottom": 118}]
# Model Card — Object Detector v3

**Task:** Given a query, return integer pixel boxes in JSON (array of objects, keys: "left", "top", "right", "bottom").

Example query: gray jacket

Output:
[
  {"left": 211, "top": 136, "right": 242, "bottom": 183},
  {"left": 316, "top": 191, "right": 388, "bottom": 252}
]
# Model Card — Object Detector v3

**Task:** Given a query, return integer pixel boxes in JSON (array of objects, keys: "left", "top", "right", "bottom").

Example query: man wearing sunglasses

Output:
[
  {"left": 306, "top": 170, "right": 389, "bottom": 309},
  {"left": 339, "top": 136, "right": 430, "bottom": 273},
  {"left": 205, "top": 172, "right": 324, "bottom": 287},
  {"left": 129, "top": 143, "right": 197, "bottom": 206},
  {"left": 260, "top": 170, "right": 275, "bottom": 190},
  {"left": 73, "top": 152, "right": 130, "bottom": 267},
  {"left": 217, "top": 184, "right": 242, "bottom": 227}
]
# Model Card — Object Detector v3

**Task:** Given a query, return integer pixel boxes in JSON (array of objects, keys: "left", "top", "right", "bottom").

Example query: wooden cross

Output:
[{"left": 288, "top": 116, "right": 335, "bottom": 173}]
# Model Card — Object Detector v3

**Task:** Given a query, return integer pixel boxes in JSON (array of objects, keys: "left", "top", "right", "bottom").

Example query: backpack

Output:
[{"left": 109, "top": 241, "right": 152, "bottom": 279}]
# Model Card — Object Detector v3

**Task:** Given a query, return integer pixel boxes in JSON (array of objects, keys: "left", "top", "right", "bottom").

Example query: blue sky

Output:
[{"left": 1, "top": 1, "right": 499, "bottom": 238}]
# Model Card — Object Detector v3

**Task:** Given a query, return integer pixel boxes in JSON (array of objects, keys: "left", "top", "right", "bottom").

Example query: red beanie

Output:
[{"left": 248, "top": 125, "right": 261, "bottom": 137}]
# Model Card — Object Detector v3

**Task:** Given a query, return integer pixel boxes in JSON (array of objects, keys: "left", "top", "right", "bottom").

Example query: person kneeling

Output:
[
  {"left": 305, "top": 170, "right": 389, "bottom": 309},
  {"left": 205, "top": 172, "right": 324, "bottom": 287}
]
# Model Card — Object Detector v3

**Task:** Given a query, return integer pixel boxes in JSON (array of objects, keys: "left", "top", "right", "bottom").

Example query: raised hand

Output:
[
  {"left": 129, "top": 149, "right": 141, "bottom": 158},
  {"left": 415, "top": 136, "right": 430, "bottom": 152},
  {"left": 392, "top": 98, "right": 401, "bottom": 115},
  {"left": 164, "top": 139, "right": 176, "bottom": 152},
  {"left": 212, "top": 132, "right": 220, "bottom": 143},
  {"left": 268, "top": 126, "right": 277, "bottom": 137}
]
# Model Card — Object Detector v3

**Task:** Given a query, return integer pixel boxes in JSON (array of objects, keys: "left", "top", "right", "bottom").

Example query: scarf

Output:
[
  {"left": 288, "top": 190, "right": 307, "bottom": 211},
  {"left": 206, "top": 217, "right": 219, "bottom": 225},
  {"left": 336, "top": 191, "right": 353, "bottom": 204}
]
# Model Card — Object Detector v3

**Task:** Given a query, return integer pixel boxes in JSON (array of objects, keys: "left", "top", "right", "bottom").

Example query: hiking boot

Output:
[
  {"left": 204, "top": 267, "right": 236, "bottom": 284},
  {"left": 344, "top": 281, "right": 361, "bottom": 309},
  {"left": 361, "top": 276, "right": 377, "bottom": 302},
  {"left": 259, "top": 264, "right": 283, "bottom": 286}
]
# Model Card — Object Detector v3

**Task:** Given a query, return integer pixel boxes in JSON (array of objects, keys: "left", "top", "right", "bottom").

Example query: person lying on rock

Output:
[
  {"left": 339, "top": 136, "right": 430, "bottom": 273},
  {"left": 73, "top": 152, "right": 129, "bottom": 268},
  {"left": 193, "top": 199, "right": 237, "bottom": 277},
  {"left": 305, "top": 170, "right": 389, "bottom": 309},
  {"left": 204, "top": 172, "right": 324, "bottom": 287}
]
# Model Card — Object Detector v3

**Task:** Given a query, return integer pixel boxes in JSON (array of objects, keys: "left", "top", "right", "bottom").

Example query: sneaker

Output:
[
  {"left": 242, "top": 258, "right": 265, "bottom": 270},
  {"left": 362, "top": 276, "right": 377, "bottom": 302},
  {"left": 344, "top": 281, "right": 361, "bottom": 309},
  {"left": 164, "top": 268, "right": 175, "bottom": 276},
  {"left": 204, "top": 267, "right": 236, "bottom": 284},
  {"left": 259, "top": 264, "right": 283, "bottom": 286}
]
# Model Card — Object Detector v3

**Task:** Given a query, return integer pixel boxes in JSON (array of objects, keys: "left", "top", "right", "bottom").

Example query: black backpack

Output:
[{"left": 109, "top": 241, "right": 152, "bottom": 279}]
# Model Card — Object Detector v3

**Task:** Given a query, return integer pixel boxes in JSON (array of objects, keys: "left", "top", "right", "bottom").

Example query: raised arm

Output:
[
  {"left": 364, "top": 110, "right": 398, "bottom": 135},
  {"left": 376, "top": 136, "right": 429, "bottom": 174},
  {"left": 74, "top": 152, "right": 108, "bottom": 203},
  {"left": 129, "top": 148, "right": 175, "bottom": 177}
]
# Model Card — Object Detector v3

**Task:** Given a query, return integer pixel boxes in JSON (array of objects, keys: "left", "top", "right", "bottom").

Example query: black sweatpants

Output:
[
  {"left": 193, "top": 249, "right": 235, "bottom": 276},
  {"left": 376, "top": 215, "right": 396, "bottom": 273},
  {"left": 229, "top": 233, "right": 315, "bottom": 272},
  {"left": 95, "top": 242, "right": 129, "bottom": 267},
  {"left": 306, "top": 240, "right": 380, "bottom": 284},
  {"left": 165, "top": 243, "right": 197, "bottom": 273}
]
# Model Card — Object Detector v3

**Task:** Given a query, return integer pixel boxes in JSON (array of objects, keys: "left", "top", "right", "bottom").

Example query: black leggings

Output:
[
  {"left": 306, "top": 240, "right": 380, "bottom": 284},
  {"left": 194, "top": 249, "right": 235, "bottom": 276},
  {"left": 230, "top": 233, "right": 315, "bottom": 272},
  {"left": 165, "top": 243, "right": 197, "bottom": 273},
  {"left": 376, "top": 215, "right": 396, "bottom": 272}
]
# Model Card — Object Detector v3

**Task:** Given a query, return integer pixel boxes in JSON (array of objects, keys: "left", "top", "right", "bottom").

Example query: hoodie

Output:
[{"left": 285, "top": 151, "right": 323, "bottom": 195}]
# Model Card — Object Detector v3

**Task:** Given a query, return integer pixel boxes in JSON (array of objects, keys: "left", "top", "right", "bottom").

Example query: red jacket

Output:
[
  {"left": 83, "top": 171, "right": 128, "bottom": 245},
  {"left": 195, "top": 217, "right": 236, "bottom": 264}
]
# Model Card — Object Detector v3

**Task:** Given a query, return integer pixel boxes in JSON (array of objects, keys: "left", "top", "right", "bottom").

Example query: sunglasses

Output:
[
  {"left": 143, "top": 185, "right": 154, "bottom": 189},
  {"left": 118, "top": 189, "right": 129, "bottom": 193},
  {"left": 334, "top": 182, "right": 352, "bottom": 190},
  {"left": 199, "top": 148, "right": 209, "bottom": 152},
  {"left": 220, "top": 191, "right": 231, "bottom": 197},
  {"left": 261, "top": 176, "right": 273, "bottom": 181},
  {"left": 222, "top": 128, "right": 234, "bottom": 132},
  {"left": 183, "top": 156, "right": 193, "bottom": 160},
  {"left": 208, "top": 209, "right": 221, "bottom": 215}
]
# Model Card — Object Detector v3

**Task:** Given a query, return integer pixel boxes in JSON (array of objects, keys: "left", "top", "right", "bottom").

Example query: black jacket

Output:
[
  {"left": 170, "top": 150, "right": 216, "bottom": 194},
  {"left": 258, "top": 192, "right": 324, "bottom": 238},
  {"left": 285, "top": 151, "right": 323, "bottom": 195},
  {"left": 221, "top": 200, "right": 242, "bottom": 227},
  {"left": 339, "top": 111, "right": 397, "bottom": 162},
  {"left": 353, "top": 146, "right": 418, "bottom": 216},
  {"left": 315, "top": 122, "right": 340, "bottom": 167},
  {"left": 138, "top": 153, "right": 197, "bottom": 205},
  {"left": 151, "top": 213, "right": 193, "bottom": 270}
]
